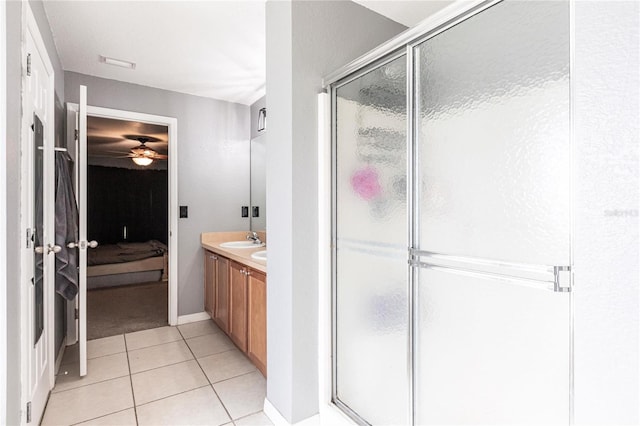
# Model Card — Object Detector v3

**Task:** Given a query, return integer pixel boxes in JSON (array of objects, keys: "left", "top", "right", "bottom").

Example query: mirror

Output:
[{"left": 250, "top": 133, "right": 266, "bottom": 232}]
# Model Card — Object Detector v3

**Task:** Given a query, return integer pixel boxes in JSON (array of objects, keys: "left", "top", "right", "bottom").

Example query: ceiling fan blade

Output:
[
  {"left": 100, "top": 150, "right": 134, "bottom": 155},
  {"left": 152, "top": 154, "right": 169, "bottom": 160},
  {"left": 88, "top": 154, "right": 132, "bottom": 158}
]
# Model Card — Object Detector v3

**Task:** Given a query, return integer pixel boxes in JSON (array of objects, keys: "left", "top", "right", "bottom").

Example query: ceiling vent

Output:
[{"left": 99, "top": 55, "right": 136, "bottom": 70}]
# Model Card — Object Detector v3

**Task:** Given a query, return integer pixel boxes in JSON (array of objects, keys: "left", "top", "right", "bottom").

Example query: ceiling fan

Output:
[{"left": 127, "top": 137, "right": 168, "bottom": 166}]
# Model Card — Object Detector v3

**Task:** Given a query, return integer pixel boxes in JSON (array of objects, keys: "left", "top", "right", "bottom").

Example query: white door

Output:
[
  {"left": 77, "top": 85, "right": 89, "bottom": 377},
  {"left": 65, "top": 86, "right": 93, "bottom": 377},
  {"left": 22, "top": 10, "right": 56, "bottom": 424}
]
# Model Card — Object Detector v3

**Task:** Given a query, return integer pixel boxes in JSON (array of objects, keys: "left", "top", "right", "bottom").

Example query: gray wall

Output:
[
  {"left": 65, "top": 72, "right": 251, "bottom": 317},
  {"left": 250, "top": 95, "right": 267, "bottom": 140},
  {"left": 4, "top": 1, "right": 66, "bottom": 423},
  {"left": 265, "top": 1, "right": 406, "bottom": 422}
]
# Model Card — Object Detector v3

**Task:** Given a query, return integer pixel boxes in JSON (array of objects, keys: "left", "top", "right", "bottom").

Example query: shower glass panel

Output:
[
  {"left": 334, "top": 54, "right": 408, "bottom": 425},
  {"left": 414, "top": 0, "right": 571, "bottom": 424},
  {"left": 416, "top": 0, "right": 570, "bottom": 265}
]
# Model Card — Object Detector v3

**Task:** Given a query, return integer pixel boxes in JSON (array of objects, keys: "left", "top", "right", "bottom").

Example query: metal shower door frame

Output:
[{"left": 327, "top": 0, "right": 575, "bottom": 424}]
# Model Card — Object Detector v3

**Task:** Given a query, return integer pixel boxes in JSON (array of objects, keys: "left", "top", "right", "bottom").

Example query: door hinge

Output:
[
  {"left": 26, "top": 228, "right": 32, "bottom": 248},
  {"left": 26, "top": 53, "right": 31, "bottom": 76},
  {"left": 74, "top": 308, "right": 79, "bottom": 320},
  {"left": 26, "top": 401, "right": 31, "bottom": 423},
  {"left": 74, "top": 129, "right": 78, "bottom": 141},
  {"left": 554, "top": 266, "right": 572, "bottom": 292}
]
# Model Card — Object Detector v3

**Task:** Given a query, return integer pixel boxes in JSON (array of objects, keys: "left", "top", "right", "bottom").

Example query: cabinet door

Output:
[
  {"left": 229, "top": 260, "right": 247, "bottom": 351},
  {"left": 247, "top": 269, "right": 267, "bottom": 376},
  {"left": 214, "top": 256, "right": 230, "bottom": 333},
  {"left": 203, "top": 251, "right": 216, "bottom": 318}
]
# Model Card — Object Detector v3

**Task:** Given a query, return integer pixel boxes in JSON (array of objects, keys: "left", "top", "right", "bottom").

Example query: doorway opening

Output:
[
  {"left": 85, "top": 116, "right": 169, "bottom": 339},
  {"left": 64, "top": 105, "right": 178, "bottom": 348}
]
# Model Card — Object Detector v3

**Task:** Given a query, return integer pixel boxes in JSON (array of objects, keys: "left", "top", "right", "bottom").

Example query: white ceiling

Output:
[
  {"left": 353, "top": 0, "right": 455, "bottom": 28},
  {"left": 43, "top": 1, "right": 266, "bottom": 106},
  {"left": 43, "top": 1, "right": 451, "bottom": 107}
]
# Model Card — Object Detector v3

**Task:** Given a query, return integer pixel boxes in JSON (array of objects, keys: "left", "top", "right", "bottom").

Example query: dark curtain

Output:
[{"left": 87, "top": 166, "right": 168, "bottom": 245}]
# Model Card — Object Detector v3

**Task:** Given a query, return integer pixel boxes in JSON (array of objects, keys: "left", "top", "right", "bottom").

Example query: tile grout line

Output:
[
  {"left": 52, "top": 343, "right": 131, "bottom": 395},
  {"left": 51, "top": 371, "right": 131, "bottom": 395},
  {"left": 53, "top": 353, "right": 210, "bottom": 395},
  {"left": 177, "top": 325, "right": 236, "bottom": 423},
  {"left": 134, "top": 384, "right": 212, "bottom": 408},
  {"left": 126, "top": 336, "right": 184, "bottom": 352},
  {"left": 69, "top": 407, "right": 134, "bottom": 426},
  {"left": 233, "top": 409, "right": 270, "bottom": 424},
  {"left": 126, "top": 321, "right": 224, "bottom": 351},
  {"left": 209, "top": 369, "right": 261, "bottom": 386},
  {"left": 124, "top": 333, "right": 140, "bottom": 425}
]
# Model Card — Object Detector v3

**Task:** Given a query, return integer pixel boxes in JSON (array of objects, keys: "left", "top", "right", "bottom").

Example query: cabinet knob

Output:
[{"left": 246, "top": 270, "right": 252, "bottom": 276}]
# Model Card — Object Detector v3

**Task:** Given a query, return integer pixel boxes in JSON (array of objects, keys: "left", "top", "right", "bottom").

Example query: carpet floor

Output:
[{"left": 87, "top": 281, "right": 168, "bottom": 340}]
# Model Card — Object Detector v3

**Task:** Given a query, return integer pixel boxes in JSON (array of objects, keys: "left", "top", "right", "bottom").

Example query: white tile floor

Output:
[{"left": 42, "top": 320, "right": 273, "bottom": 426}]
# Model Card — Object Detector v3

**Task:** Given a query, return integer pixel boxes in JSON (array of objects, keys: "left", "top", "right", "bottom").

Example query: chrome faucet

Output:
[{"left": 246, "top": 231, "right": 263, "bottom": 245}]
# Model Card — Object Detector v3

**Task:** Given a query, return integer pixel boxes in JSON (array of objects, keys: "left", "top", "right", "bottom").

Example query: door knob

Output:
[
  {"left": 36, "top": 244, "right": 62, "bottom": 254},
  {"left": 67, "top": 240, "right": 99, "bottom": 249}
]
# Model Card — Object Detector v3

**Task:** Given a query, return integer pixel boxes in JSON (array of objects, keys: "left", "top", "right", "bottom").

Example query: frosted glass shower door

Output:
[
  {"left": 414, "top": 1, "right": 571, "bottom": 424},
  {"left": 333, "top": 55, "right": 409, "bottom": 425}
]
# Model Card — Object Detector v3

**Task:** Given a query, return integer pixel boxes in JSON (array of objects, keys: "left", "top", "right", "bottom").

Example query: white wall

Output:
[
  {"left": 265, "top": 0, "right": 406, "bottom": 422},
  {"left": 65, "top": 72, "right": 251, "bottom": 316},
  {"left": 573, "top": 1, "right": 639, "bottom": 424}
]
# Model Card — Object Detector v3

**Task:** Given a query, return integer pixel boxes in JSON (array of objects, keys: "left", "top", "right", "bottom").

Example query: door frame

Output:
[
  {"left": 20, "top": 3, "right": 56, "bottom": 423},
  {"left": 65, "top": 104, "right": 179, "bottom": 332}
]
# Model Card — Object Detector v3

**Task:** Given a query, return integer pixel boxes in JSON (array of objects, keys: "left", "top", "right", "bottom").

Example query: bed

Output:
[{"left": 87, "top": 240, "right": 168, "bottom": 289}]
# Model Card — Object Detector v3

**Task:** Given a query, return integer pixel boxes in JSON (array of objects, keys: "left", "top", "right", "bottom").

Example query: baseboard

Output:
[
  {"left": 177, "top": 312, "right": 210, "bottom": 325},
  {"left": 263, "top": 399, "right": 320, "bottom": 426},
  {"left": 264, "top": 399, "right": 290, "bottom": 426}
]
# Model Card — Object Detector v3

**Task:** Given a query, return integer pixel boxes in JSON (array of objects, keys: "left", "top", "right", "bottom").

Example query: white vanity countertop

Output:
[{"left": 201, "top": 231, "right": 267, "bottom": 273}]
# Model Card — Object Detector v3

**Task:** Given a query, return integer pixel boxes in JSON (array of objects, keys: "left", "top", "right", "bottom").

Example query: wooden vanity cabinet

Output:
[
  {"left": 229, "top": 260, "right": 248, "bottom": 352},
  {"left": 214, "top": 256, "right": 230, "bottom": 333},
  {"left": 203, "top": 251, "right": 216, "bottom": 317},
  {"left": 204, "top": 250, "right": 230, "bottom": 333},
  {"left": 203, "top": 249, "right": 266, "bottom": 376},
  {"left": 247, "top": 269, "right": 267, "bottom": 376}
]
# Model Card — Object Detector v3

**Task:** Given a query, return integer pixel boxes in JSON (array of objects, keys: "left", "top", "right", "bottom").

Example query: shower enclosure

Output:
[{"left": 328, "top": 1, "right": 572, "bottom": 424}]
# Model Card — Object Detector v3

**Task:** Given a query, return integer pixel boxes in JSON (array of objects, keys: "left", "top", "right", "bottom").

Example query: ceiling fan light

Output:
[{"left": 132, "top": 156, "right": 153, "bottom": 166}]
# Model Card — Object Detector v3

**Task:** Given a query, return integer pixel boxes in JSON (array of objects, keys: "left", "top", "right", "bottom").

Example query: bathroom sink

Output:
[
  {"left": 220, "top": 241, "right": 264, "bottom": 249},
  {"left": 251, "top": 250, "right": 267, "bottom": 261}
]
